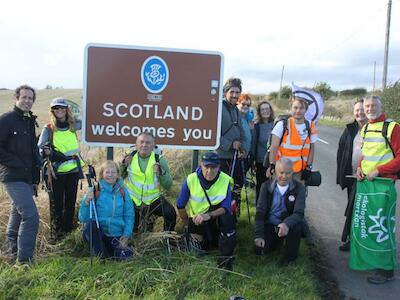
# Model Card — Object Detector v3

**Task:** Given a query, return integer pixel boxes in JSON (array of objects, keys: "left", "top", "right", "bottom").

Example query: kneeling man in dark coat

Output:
[{"left": 254, "top": 157, "right": 306, "bottom": 265}]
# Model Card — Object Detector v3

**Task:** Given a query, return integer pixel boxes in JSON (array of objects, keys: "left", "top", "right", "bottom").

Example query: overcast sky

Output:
[{"left": 1, "top": 0, "right": 399, "bottom": 93}]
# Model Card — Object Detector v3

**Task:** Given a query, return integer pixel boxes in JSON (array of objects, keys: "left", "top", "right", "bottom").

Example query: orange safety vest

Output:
[{"left": 276, "top": 117, "right": 315, "bottom": 172}]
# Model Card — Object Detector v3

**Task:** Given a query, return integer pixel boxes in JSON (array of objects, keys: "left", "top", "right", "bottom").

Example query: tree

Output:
[
  {"left": 280, "top": 85, "right": 292, "bottom": 99},
  {"left": 313, "top": 82, "right": 334, "bottom": 100},
  {"left": 381, "top": 81, "right": 400, "bottom": 122}
]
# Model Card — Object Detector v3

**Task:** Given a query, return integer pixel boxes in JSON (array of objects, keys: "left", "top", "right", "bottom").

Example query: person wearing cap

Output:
[
  {"left": 218, "top": 77, "right": 246, "bottom": 216},
  {"left": 123, "top": 131, "right": 176, "bottom": 232},
  {"left": 266, "top": 95, "right": 318, "bottom": 182},
  {"left": 0, "top": 85, "right": 40, "bottom": 263},
  {"left": 176, "top": 152, "right": 236, "bottom": 271},
  {"left": 254, "top": 158, "right": 306, "bottom": 266},
  {"left": 37, "top": 97, "right": 85, "bottom": 243}
]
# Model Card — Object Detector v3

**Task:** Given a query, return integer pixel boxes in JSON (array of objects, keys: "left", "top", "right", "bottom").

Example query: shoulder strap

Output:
[
  {"left": 280, "top": 118, "right": 289, "bottom": 146},
  {"left": 305, "top": 120, "right": 311, "bottom": 140},
  {"left": 46, "top": 123, "right": 54, "bottom": 145},
  {"left": 254, "top": 123, "right": 260, "bottom": 159},
  {"left": 199, "top": 181, "right": 213, "bottom": 209}
]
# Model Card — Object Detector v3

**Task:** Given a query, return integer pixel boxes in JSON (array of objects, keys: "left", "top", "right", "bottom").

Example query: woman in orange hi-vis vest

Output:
[{"left": 266, "top": 96, "right": 318, "bottom": 181}]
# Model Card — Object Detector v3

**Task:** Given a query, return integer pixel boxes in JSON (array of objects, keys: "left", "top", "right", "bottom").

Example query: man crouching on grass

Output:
[
  {"left": 254, "top": 157, "right": 305, "bottom": 266},
  {"left": 176, "top": 152, "right": 236, "bottom": 272}
]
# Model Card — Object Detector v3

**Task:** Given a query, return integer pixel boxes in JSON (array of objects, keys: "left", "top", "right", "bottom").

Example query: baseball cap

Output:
[
  {"left": 201, "top": 152, "right": 220, "bottom": 166},
  {"left": 50, "top": 98, "right": 69, "bottom": 108}
]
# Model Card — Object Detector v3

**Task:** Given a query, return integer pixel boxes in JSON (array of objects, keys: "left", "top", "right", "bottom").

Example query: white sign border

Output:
[{"left": 82, "top": 42, "right": 224, "bottom": 150}]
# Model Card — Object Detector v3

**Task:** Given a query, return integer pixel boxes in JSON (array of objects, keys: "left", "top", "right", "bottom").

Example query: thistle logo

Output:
[{"left": 141, "top": 56, "right": 169, "bottom": 94}]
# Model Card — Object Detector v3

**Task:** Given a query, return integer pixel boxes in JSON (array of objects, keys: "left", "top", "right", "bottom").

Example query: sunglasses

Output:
[{"left": 52, "top": 106, "right": 66, "bottom": 110}]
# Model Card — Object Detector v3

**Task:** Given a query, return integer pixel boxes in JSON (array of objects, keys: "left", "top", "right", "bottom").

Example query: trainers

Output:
[
  {"left": 339, "top": 241, "right": 350, "bottom": 252},
  {"left": 367, "top": 269, "right": 394, "bottom": 284},
  {"left": 189, "top": 237, "right": 206, "bottom": 256}
]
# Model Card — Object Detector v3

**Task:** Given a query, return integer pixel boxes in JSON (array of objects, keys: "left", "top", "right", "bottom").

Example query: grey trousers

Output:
[{"left": 4, "top": 181, "right": 39, "bottom": 262}]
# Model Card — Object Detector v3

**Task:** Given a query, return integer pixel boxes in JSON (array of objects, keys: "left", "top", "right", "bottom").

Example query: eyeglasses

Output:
[{"left": 52, "top": 106, "right": 66, "bottom": 110}]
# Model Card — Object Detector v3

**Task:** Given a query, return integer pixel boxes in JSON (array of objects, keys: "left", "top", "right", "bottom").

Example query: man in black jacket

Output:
[
  {"left": 0, "top": 85, "right": 40, "bottom": 263},
  {"left": 254, "top": 157, "right": 305, "bottom": 265}
]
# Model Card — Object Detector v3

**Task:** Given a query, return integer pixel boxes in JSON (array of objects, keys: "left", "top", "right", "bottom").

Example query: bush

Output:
[
  {"left": 382, "top": 82, "right": 400, "bottom": 122},
  {"left": 314, "top": 82, "right": 335, "bottom": 100},
  {"left": 323, "top": 105, "right": 343, "bottom": 119},
  {"left": 339, "top": 88, "right": 367, "bottom": 97}
]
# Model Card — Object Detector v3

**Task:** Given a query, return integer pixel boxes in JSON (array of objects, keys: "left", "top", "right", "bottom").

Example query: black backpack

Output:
[{"left": 120, "top": 148, "right": 161, "bottom": 179}]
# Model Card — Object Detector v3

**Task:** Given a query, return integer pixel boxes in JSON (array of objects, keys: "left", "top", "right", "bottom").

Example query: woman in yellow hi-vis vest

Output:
[
  {"left": 177, "top": 152, "right": 236, "bottom": 272},
  {"left": 123, "top": 132, "right": 176, "bottom": 232},
  {"left": 38, "top": 98, "right": 85, "bottom": 243}
]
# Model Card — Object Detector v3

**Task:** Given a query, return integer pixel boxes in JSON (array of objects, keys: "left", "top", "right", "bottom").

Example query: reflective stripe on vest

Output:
[
  {"left": 186, "top": 171, "right": 231, "bottom": 217},
  {"left": 53, "top": 129, "right": 85, "bottom": 173},
  {"left": 277, "top": 117, "right": 314, "bottom": 172},
  {"left": 125, "top": 152, "right": 160, "bottom": 206},
  {"left": 361, "top": 121, "right": 396, "bottom": 174}
]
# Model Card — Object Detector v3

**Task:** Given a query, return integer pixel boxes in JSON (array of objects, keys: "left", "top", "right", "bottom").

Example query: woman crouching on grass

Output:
[{"left": 79, "top": 161, "right": 134, "bottom": 259}]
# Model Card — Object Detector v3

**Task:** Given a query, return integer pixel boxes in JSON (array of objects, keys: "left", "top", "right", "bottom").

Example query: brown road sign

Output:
[{"left": 83, "top": 43, "right": 224, "bottom": 149}]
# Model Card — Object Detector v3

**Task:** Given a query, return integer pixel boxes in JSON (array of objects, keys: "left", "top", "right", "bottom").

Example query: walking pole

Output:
[
  {"left": 230, "top": 150, "right": 238, "bottom": 178},
  {"left": 241, "top": 159, "right": 251, "bottom": 224},
  {"left": 89, "top": 197, "right": 93, "bottom": 266}
]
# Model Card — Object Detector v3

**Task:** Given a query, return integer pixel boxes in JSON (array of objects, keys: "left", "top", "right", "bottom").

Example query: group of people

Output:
[
  {"left": 0, "top": 82, "right": 398, "bottom": 284},
  {"left": 336, "top": 95, "right": 400, "bottom": 284}
]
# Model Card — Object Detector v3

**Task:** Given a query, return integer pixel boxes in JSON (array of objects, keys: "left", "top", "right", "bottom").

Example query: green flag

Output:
[{"left": 349, "top": 178, "right": 397, "bottom": 270}]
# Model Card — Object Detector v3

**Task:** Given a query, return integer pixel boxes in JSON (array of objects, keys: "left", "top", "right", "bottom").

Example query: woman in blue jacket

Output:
[{"left": 79, "top": 160, "right": 134, "bottom": 259}]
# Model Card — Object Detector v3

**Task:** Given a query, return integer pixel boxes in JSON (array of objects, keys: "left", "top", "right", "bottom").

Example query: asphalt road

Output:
[{"left": 307, "top": 125, "right": 400, "bottom": 299}]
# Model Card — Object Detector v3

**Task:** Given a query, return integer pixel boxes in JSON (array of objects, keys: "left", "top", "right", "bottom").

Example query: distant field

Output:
[{"left": 0, "top": 89, "right": 82, "bottom": 128}]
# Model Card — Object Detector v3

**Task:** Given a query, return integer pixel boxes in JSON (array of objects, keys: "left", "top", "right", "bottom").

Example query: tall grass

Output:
[{"left": 0, "top": 89, "right": 321, "bottom": 299}]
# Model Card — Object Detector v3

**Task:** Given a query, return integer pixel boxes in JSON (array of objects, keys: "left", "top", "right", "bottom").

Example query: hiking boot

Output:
[
  {"left": 278, "top": 258, "right": 297, "bottom": 268},
  {"left": 217, "top": 256, "right": 234, "bottom": 272},
  {"left": 339, "top": 241, "right": 350, "bottom": 252},
  {"left": 367, "top": 269, "right": 394, "bottom": 284},
  {"left": 189, "top": 237, "right": 206, "bottom": 257}
]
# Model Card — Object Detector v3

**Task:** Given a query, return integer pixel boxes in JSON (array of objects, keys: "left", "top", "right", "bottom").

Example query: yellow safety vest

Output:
[
  {"left": 361, "top": 121, "right": 397, "bottom": 174},
  {"left": 125, "top": 152, "right": 160, "bottom": 206},
  {"left": 53, "top": 130, "right": 85, "bottom": 173},
  {"left": 186, "top": 171, "right": 232, "bottom": 217}
]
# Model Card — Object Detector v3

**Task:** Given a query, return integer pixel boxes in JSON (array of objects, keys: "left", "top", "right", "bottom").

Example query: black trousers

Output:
[
  {"left": 341, "top": 179, "right": 357, "bottom": 242},
  {"left": 255, "top": 162, "right": 267, "bottom": 203},
  {"left": 254, "top": 222, "right": 302, "bottom": 262},
  {"left": 134, "top": 196, "right": 176, "bottom": 232},
  {"left": 188, "top": 212, "right": 236, "bottom": 257},
  {"left": 49, "top": 172, "right": 79, "bottom": 238}
]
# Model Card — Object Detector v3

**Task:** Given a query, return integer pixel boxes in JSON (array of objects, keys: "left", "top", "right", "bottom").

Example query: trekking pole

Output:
[
  {"left": 89, "top": 194, "right": 93, "bottom": 266},
  {"left": 230, "top": 150, "right": 238, "bottom": 178},
  {"left": 85, "top": 165, "right": 102, "bottom": 264},
  {"left": 241, "top": 159, "right": 251, "bottom": 224}
]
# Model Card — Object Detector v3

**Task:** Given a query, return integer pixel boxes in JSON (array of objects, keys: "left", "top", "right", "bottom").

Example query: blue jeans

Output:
[{"left": 4, "top": 182, "right": 39, "bottom": 262}]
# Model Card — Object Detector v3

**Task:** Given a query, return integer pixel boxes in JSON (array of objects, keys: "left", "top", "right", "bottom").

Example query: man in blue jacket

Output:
[
  {"left": 177, "top": 152, "right": 236, "bottom": 271},
  {"left": 0, "top": 85, "right": 40, "bottom": 263}
]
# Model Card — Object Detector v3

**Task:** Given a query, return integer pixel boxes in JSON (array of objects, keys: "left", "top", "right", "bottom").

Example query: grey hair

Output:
[
  {"left": 276, "top": 157, "right": 294, "bottom": 170},
  {"left": 363, "top": 95, "right": 382, "bottom": 107}
]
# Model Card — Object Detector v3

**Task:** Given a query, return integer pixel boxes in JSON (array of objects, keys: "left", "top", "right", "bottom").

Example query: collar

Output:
[
  {"left": 369, "top": 113, "right": 386, "bottom": 123},
  {"left": 267, "top": 179, "right": 295, "bottom": 193}
]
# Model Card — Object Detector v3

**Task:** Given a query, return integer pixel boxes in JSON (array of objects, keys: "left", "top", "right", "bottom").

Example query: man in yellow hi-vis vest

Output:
[
  {"left": 356, "top": 95, "right": 400, "bottom": 284},
  {"left": 124, "top": 132, "right": 176, "bottom": 232},
  {"left": 177, "top": 152, "right": 236, "bottom": 272}
]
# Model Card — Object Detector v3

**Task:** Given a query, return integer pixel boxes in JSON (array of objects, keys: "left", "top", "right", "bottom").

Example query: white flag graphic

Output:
[{"left": 292, "top": 83, "right": 324, "bottom": 123}]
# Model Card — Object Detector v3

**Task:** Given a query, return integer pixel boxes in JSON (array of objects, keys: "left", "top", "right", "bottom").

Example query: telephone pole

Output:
[
  {"left": 382, "top": 0, "right": 392, "bottom": 89},
  {"left": 278, "top": 65, "right": 285, "bottom": 100}
]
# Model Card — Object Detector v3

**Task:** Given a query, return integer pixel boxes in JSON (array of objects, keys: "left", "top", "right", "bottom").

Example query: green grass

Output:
[
  {"left": 318, "top": 118, "right": 347, "bottom": 128},
  {"left": 0, "top": 90, "right": 321, "bottom": 299},
  {"left": 0, "top": 189, "right": 320, "bottom": 300}
]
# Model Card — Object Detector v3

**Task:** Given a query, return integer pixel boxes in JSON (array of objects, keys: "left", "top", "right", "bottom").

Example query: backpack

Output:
[
  {"left": 94, "top": 181, "right": 126, "bottom": 200},
  {"left": 263, "top": 115, "right": 311, "bottom": 167},
  {"left": 120, "top": 148, "right": 161, "bottom": 179}
]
